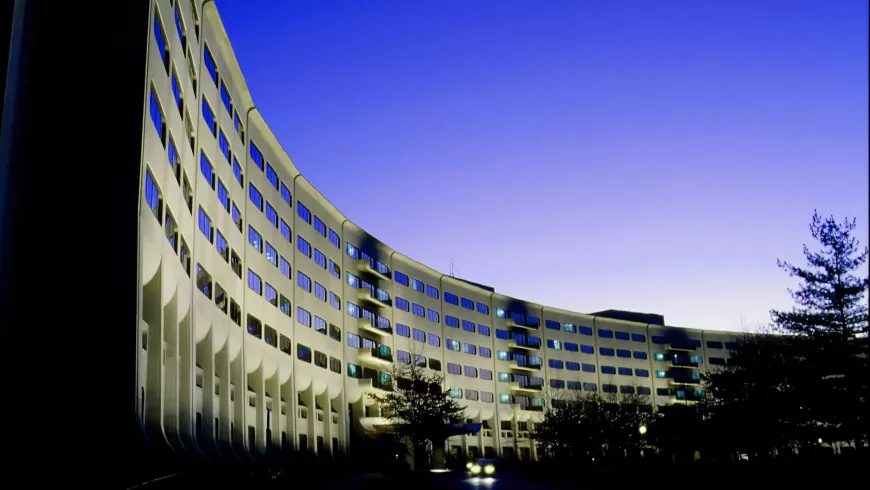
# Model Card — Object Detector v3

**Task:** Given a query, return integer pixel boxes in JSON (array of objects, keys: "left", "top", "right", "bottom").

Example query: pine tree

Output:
[
  {"left": 770, "top": 210, "right": 869, "bottom": 449},
  {"left": 771, "top": 211, "right": 869, "bottom": 341}
]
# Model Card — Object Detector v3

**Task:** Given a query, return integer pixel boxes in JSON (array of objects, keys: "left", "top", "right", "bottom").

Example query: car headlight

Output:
[
  {"left": 484, "top": 464, "right": 495, "bottom": 475},
  {"left": 466, "top": 462, "right": 473, "bottom": 470},
  {"left": 471, "top": 465, "right": 481, "bottom": 474}
]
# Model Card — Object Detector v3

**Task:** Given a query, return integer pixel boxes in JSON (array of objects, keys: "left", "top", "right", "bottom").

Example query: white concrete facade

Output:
[{"left": 137, "top": 0, "right": 742, "bottom": 462}]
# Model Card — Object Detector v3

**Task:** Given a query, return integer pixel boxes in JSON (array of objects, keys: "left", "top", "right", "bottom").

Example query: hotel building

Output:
[{"left": 3, "top": 0, "right": 743, "bottom": 467}]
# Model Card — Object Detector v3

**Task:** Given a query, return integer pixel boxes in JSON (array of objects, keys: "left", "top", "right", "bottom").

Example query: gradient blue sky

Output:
[{"left": 217, "top": 0, "right": 868, "bottom": 332}]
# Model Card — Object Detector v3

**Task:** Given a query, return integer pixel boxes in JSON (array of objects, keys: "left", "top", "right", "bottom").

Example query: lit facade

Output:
[{"left": 137, "top": 0, "right": 741, "bottom": 463}]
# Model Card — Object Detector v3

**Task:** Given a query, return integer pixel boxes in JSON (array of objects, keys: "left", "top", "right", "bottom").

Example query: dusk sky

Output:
[{"left": 217, "top": 0, "right": 868, "bottom": 333}]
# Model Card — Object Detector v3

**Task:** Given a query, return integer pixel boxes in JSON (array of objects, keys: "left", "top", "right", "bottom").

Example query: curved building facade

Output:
[{"left": 137, "top": 0, "right": 740, "bottom": 463}]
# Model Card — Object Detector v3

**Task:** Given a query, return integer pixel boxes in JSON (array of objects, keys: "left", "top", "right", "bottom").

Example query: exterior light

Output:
[
  {"left": 638, "top": 425, "right": 648, "bottom": 435},
  {"left": 484, "top": 464, "right": 495, "bottom": 475},
  {"left": 818, "top": 438, "right": 823, "bottom": 444},
  {"left": 466, "top": 462, "right": 473, "bottom": 469},
  {"left": 471, "top": 464, "right": 482, "bottom": 475}
]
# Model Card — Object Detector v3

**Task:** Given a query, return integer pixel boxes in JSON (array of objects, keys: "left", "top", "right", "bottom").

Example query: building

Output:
[{"left": 3, "top": 0, "right": 742, "bottom": 468}]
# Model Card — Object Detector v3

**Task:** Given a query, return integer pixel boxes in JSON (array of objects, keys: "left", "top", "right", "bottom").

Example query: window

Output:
[
  {"left": 707, "top": 341, "right": 724, "bottom": 349},
  {"left": 545, "top": 320, "right": 560, "bottom": 330},
  {"left": 216, "top": 231, "right": 228, "bottom": 261},
  {"left": 280, "top": 295, "right": 291, "bottom": 316},
  {"left": 428, "top": 333, "right": 440, "bottom": 347},
  {"left": 725, "top": 342, "right": 739, "bottom": 350},
  {"left": 313, "top": 249, "right": 327, "bottom": 269},
  {"left": 620, "top": 385, "right": 635, "bottom": 395},
  {"left": 547, "top": 339, "right": 561, "bottom": 350},
  {"left": 297, "top": 344, "right": 312, "bottom": 363},
  {"left": 633, "top": 351, "right": 648, "bottom": 360},
  {"left": 578, "top": 325, "right": 592, "bottom": 336},
  {"left": 143, "top": 169, "right": 162, "bottom": 220},
  {"left": 709, "top": 357, "right": 726, "bottom": 365},
  {"left": 214, "top": 283, "right": 227, "bottom": 313},
  {"left": 246, "top": 314, "right": 262, "bottom": 338},
  {"left": 203, "top": 44, "right": 218, "bottom": 85},
  {"left": 615, "top": 331, "right": 630, "bottom": 341},
  {"left": 444, "top": 292, "right": 459, "bottom": 305},
  {"left": 480, "top": 369, "right": 493, "bottom": 380},
  {"left": 297, "top": 236, "right": 311, "bottom": 258},
  {"left": 248, "top": 226, "right": 262, "bottom": 253},
  {"left": 216, "top": 129, "right": 231, "bottom": 161},
  {"left": 635, "top": 369, "right": 650, "bottom": 377},
  {"left": 550, "top": 379, "right": 565, "bottom": 389},
  {"left": 347, "top": 363, "right": 362, "bottom": 379},
  {"left": 220, "top": 79, "right": 232, "bottom": 114},
  {"left": 279, "top": 256, "right": 291, "bottom": 279},
  {"left": 279, "top": 219, "right": 292, "bottom": 243},
  {"left": 632, "top": 333, "right": 646, "bottom": 343},
  {"left": 448, "top": 388, "right": 463, "bottom": 399},
  {"left": 618, "top": 367, "right": 632, "bottom": 376},
  {"left": 328, "top": 229, "right": 340, "bottom": 249},
  {"left": 394, "top": 297, "right": 409, "bottom": 311},
  {"left": 411, "top": 304, "right": 425, "bottom": 317},
  {"left": 476, "top": 302, "right": 489, "bottom": 315},
  {"left": 314, "top": 316, "right": 327, "bottom": 335},
  {"left": 394, "top": 271, "right": 409, "bottom": 286},
  {"left": 313, "top": 216, "right": 327, "bottom": 237},
  {"left": 582, "top": 363, "right": 595, "bottom": 373},
  {"left": 149, "top": 88, "right": 166, "bottom": 146},
  {"left": 445, "top": 316, "right": 459, "bottom": 328},
  {"left": 201, "top": 99, "right": 217, "bottom": 136},
  {"left": 329, "top": 324, "right": 341, "bottom": 341},
  {"left": 329, "top": 292, "right": 341, "bottom": 310},
  {"left": 462, "top": 320, "right": 475, "bottom": 333},
  {"left": 460, "top": 297, "right": 474, "bottom": 309},
  {"left": 563, "top": 323, "right": 576, "bottom": 333},
  {"left": 580, "top": 344, "right": 594, "bottom": 354},
  {"left": 479, "top": 347, "right": 491, "bottom": 358},
  {"left": 264, "top": 202, "right": 278, "bottom": 228},
  {"left": 465, "top": 390, "right": 479, "bottom": 401},
  {"left": 396, "top": 324, "right": 410, "bottom": 337},
  {"left": 476, "top": 325, "right": 490, "bottom": 337},
  {"left": 565, "top": 361, "right": 580, "bottom": 371},
  {"left": 447, "top": 363, "right": 461, "bottom": 375},
  {"left": 314, "top": 282, "right": 327, "bottom": 302},
  {"left": 655, "top": 370, "right": 670, "bottom": 379},
  {"left": 462, "top": 343, "right": 476, "bottom": 355},
  {"left": 564, "top": 342, "right": 578, "bottom": 352},
  {"left": 297, "top": 307, "right": 311, "bottom": 327},
  {"left": 616, "top": 349, "right": 631, "bottom": 358},
  {"left": 153, "top": 12, "right": 169, "bottom": 73},
  {"left": 277, "top": 182, "right": 292, "bottom": 209},
  {"left": 195, "top": 264, "right": 211, "bottom": 298},
  {"left": 265, "top": 163, "right": 279, "bottom": 190},
  {"left": 264, "top": 242, "right": 277, "bottom": 267},
  {"left": 179, "top": 237, "right": 191, "bottom": 275},
  {"left": 637, "top": 387, "right": 651, "bottom": 395},
  {"left": 396, "top": 351, "right": 411, "bottom": 364},
  {"left": 481, "top": 392, "right": 494, "bottom": 403},
  {"left": 297, "top": 271, "right": 311, "bottom": 292},
  {"left": 164, "top": 209, "right": 178, "bottom": 252},
  {"left": 328, "top": 259, "right": 340, "bottom": 279},
  {"left": 265, "top": 283, "right": 277, "bottom": 306},
  {"left": 232, "top": 156, "right": 244, "bottom": 189},
  {"left": 411, "top": 328, "right": 425, "bottom": 342},
  {"left": 495, "top": 329, "right": 509, "bottom": 340},
  {"left": 464, "top": 366, "right": 477, "bottom": 377},
  {"left": 600, "top": 347, "right": 615, "bottom": 356},
  {"left": 598, "top": 329, "right": 613, "bottom": 339},
  {"left": 426, "top": 285, "right": 439, "bottom": 299},
  {"left": 197, "top": 207, "right": 213, "bottom": 243},
  {"left": 329, "top": 357, "right": 341, "bottom": 374},
  {"left": 548, "top": 359, "right": 563, "bottom": 369},
  {"left": 446, "top": 339, "right": 460, "bottom": 351},
  {"left": 428, "top": 359, "right": 441, "bottom": 371},
  {"left": 247, "top": 269, "right": 262, "bottom": 295},
  {"left": 654, "top": 353, "right": 666, "bottom": 361},
  {"left": 602, "top": 384, "right": 617, "bottom": 393},
  {"left": 248, "top": 184, "right": 263, "bottom": 212},
  {"left": 297, "top": 202, "right": 312, "bottom": 224}
]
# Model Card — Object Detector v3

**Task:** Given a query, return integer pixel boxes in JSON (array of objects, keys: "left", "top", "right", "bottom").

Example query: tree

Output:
[
  {"left": 535, "top": 391, "right": 657, "bottom": 462},
  {"left": 368, "top": 360, "right": 466, "bottom": 470},
  {"left": 770, "top": 211, "right": 869, "bottom": 449}
]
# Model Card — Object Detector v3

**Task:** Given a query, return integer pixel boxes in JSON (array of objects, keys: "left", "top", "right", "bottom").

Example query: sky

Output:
[{"left": 216, "top": 0, "right": 868, "bottom": 333}]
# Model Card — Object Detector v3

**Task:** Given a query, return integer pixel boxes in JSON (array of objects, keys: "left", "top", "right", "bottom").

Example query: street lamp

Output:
[
  {"left": 818, "top": 438, "right": 823, "bottom": 444},
  {"left": 638, "top": 425, "right": 647, "bottom": 435}
]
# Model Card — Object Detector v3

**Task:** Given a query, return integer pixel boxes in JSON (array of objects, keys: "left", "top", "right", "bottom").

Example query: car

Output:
[{"left": 465, "top": 458, "right": 496, "bottom": 477}]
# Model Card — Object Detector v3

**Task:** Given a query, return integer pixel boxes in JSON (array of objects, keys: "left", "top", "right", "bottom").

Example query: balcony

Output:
[
  {"left": 505, "top": 318, "right": 536, "bottom": 330},
  {"left": 355, "top": 258, "right": 390, "bottom": 282},
  {"left": 360, "top": 377, "right": 393, "bottom": 393},
  {"left": 358, "top": 317, "right": 392, "bottom": 337},
  {"left": 510, "top": 382, "right": 543, "bottom": 394},
  {"left": 508, "top": 340, "right": 540, "bottom": 351},
  {"left": 510, "top": 361, "right": 541, "bottom": 372},
  {"left": 357, "top": 288, "right": 391, "bottom": 309},
  {"left": 359, "top": 347, "right": 393, "bottom": 367},
  {"left": 670, "top": 371, "right": 703, "bottom": 385}
]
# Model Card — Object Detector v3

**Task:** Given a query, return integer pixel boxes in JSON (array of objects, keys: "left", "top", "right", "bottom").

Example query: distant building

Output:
[{"left": 133, "top": 1, "right": 742, "bottom": 464}]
